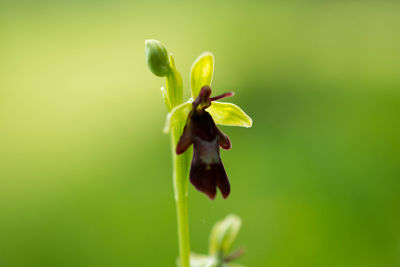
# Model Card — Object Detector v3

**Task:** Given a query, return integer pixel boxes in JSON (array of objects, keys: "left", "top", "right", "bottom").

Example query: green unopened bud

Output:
[
  {"left": 209, "top": 214, "right": 242, "bottom": 258},
  {"left": 145, "top": 39, "right": 170, "bottom": 77}
]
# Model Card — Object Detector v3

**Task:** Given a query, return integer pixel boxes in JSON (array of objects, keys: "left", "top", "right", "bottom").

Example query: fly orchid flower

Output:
[
  {"left": 176, "top": 86, "right": 234, "bottom": 199},
  {"left": 163, "top": 52, "right": 252, "bottom": 199}
]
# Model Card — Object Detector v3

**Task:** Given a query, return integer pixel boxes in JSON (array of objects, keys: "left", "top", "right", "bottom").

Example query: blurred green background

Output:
[{"left": 1, "top": 1, "right": 400, "bottom": 266}]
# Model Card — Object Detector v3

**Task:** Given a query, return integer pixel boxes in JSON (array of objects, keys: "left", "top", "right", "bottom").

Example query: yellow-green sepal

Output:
[
  {"left": 207, "top": 102, "right": 252, "bottom": 128},
  {"left": 163, "top": 100, "right": 193, "bottom": 133},
  {"left": 190, "top": 52, "right": 214, "bottom": 98}
]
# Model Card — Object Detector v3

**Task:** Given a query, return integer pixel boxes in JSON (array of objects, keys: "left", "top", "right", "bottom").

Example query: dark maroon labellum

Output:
[{"left": 176, "top": 86, "right": 233, "bottom": 199}]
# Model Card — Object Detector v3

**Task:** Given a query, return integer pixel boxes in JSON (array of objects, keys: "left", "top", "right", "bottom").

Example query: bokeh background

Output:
[{"left": 1, "top": 1, "right": 400, "bottom": 266}]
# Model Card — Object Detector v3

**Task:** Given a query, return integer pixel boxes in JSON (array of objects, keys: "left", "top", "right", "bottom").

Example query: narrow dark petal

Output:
[
  {"left": 209, "top": 91, "right": 234, "bottom": 101},
  {"left": 218, "top": 130, "right": 231, "bottom": 150},
  {"left": 176, "top": 123, "right": 193, "bottom": 155},
  {"left": 224, "top": 248, "right": 246, "bottom": 262}
]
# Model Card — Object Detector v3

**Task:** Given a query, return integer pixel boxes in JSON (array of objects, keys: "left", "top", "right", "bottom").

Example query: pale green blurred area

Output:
[{"left": 1, "top": 0, "right": 400, "bottom": 266}]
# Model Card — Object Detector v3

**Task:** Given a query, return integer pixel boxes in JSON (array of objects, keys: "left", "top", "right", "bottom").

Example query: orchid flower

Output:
[{"left": 163, "top": 52, "right": 252, "bottom": 199}]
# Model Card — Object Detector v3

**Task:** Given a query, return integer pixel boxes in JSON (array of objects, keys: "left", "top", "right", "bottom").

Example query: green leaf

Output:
[
  {"left": 163, "top": 100, "right": 192, "bottom": 133},
  {"left": 209, "top": 214, "right": 242, "bottom": 257},
  {"left": 207, "top": 102, "right": 252, "bottom": 128},
  {"left": 190, "top": 52, "right": 214, "bottom": 98}
]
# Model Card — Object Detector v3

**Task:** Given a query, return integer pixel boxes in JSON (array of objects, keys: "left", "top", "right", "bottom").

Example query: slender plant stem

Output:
[{"left": 171, "top": 122, "right": 192, "bottom": 267}]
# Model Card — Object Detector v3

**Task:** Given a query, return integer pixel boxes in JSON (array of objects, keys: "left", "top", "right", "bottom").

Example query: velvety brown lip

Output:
[{"left": 176, "top": 86, "right": 233, "bottom": 199}]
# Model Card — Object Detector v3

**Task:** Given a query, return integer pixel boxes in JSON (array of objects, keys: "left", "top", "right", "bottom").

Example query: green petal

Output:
[
  {"left": 209, "top": 214, "right": 242, "bottom": 257},
  {"left": 207, "top": 101, "right": 252, "bottom": 128},
  {"left": 190, "top": 52, "right": 214, "bottom": 97},
  {"left": 163, "top": 100, "right": 192, "bottom": 133}
]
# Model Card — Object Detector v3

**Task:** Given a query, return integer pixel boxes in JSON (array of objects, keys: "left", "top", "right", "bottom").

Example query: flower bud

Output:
[
  {"left": 209, "top": 214, "right": 242, "bottom": 258},
  {"left": 145, "top": 39, "right": 170, "bottom": 77}
]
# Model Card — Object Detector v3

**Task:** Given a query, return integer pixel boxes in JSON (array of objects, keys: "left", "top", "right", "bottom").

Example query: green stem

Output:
[{"left": 171, "top": 122, "right": 192, "bottom": 267}]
